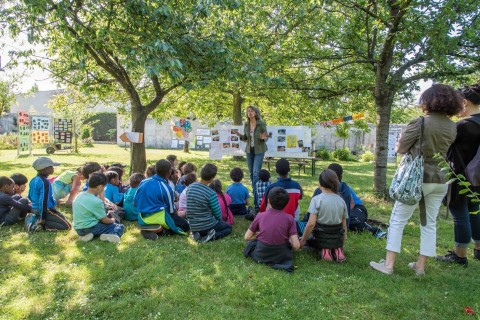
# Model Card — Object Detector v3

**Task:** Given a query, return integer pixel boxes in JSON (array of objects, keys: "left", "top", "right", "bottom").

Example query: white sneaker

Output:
[
  {"left": 78, "top": 233, "right": 94, "bottom": 242},
  {"left": 100, "top": 234, "right": 121, "bottom": 244},
  {"left": 370, "top": 259, "right": 393, "bottom": 275}
]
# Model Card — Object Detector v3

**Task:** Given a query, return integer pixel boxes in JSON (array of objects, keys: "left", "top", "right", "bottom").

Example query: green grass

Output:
[{"left": 1, "top": 145, "right": 479, "bottom": 319}]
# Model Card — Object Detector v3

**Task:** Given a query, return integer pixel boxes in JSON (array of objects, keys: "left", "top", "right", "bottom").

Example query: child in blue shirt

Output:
[
  {"left": 104, "top": 171, "right": 124, "bottom": 205},
  {"left": 135, "top": 159, "right": 190, "bottom": 240},
  {"left": 73, "top": 172, "right": 125, "bottom": 243},
  {"left": 0, "top": 176, "right": 31, "bottom": 226},
  {"left": 123, "top": 173, "right": 145, "bottom": 221},
  {"left": 226, "top": 167, "right": 250, "bottom": 215},
  {"left": 28, "top": 157, "right": 71, "bottom": 231}
]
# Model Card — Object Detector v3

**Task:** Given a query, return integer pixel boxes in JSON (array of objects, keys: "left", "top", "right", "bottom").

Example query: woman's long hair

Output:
[{"left": 245, "top": 105, "right": 262, "bottom": 122}]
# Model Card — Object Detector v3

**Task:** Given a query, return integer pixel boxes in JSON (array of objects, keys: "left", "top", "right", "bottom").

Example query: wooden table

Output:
[{"left": 263, "top": 157, "right": 316, "bottom": 176}]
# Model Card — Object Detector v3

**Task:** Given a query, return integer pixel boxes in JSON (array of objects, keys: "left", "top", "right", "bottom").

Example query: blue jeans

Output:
[
  {"left": 76, "top": 222, "right": 125, "bottom": 237},
  {"left": 246, "top": 147, "right": 265, "bottom": 207},
  {"left": 449, "top": 194, "right": 480, "bottom": 247}
]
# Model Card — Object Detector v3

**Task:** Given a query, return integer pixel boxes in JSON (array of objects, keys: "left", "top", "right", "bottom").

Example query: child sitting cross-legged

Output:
[
  {"left": 123, "top": 173, "right": 145, "bottom": 221},
  {"left": 0, "top": 176, "right": 32, "bottom": 227},
  {"left": 73, "top": 172, "right": 125, "bottom": 243},
  {"left": 177, "top": 173, "right": 197, "bottom": 218},
  {"left": 104, "top": 171, "right": 124, "bottom": 206},
  {"left": 226, "top": 167, "right": 250, "bottom": 215},
  {"left": 209, "top": 179, "right": 234, "bottom": 225},
  {"left": 187, "top": 163, "right": 232, "bottom": 243},
  {"left": 244, "top": 187, "right": 300, "bottom": 272},
  {"left": 300, "top": 169, "right": 348, "bottom": 263}
]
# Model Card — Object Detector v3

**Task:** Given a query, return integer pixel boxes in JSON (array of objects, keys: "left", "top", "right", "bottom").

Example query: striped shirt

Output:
[{"left": 186, "top": 182, "right": 221, "bottom": 232}]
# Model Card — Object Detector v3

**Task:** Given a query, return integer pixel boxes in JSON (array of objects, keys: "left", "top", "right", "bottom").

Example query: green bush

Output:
[
  {"left": 360, "top": 150, "right": 375, "bottom": 162},
  {"left": 0, "top": 133, "right": 18, "bottom": 150},
  {"left": 84, "top": 112, "right": 117, "bottom": 141},
  {"left": 80, "top": 127, "right": 91, "bottom": 140},
  {"left": 332, "top": 147, "right": 357, "bottom": 161},
  {"left": 316, "top": 148, "right": 331, "bottom": 160}
]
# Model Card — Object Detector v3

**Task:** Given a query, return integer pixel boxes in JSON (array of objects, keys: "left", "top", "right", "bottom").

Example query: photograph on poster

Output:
[
  {"left": 277, "top": 146, "right": 285, "bottom": 151},
  {"left": 231, "top": 136, "right": 238, "bottom": 141},
  {"left": 302, "top": 147, "right": 311, "bottom": 152},
  {"left": 231, "top": 129, "right": 239, "bottom": 134},
  {"left": 286, "top": 135, "right": 297, "bottom": 148},
  {"left": 223, "top": 143, "right": 230, "bottom": 148},
  {"left": 197, "top": 141, "right": 203, "bottom": 146},
  {"left": 196, "top": 136, "right": 203, "bottom": 141},
  {"left": 213, "top": 136, "right": 220, "bottom": 141},
  {"left": 232, "top": 143, "right": 239, "bottom": 149},
  {"left": 277, "top": 136, "right": 285, "bottom": 142},
  {"left": 196, "top": 128, "right": 211, "bottom": 135},
  {"left": 203, "top": 137, "right": 212, "bottom": 143},
  {"left": 278, "top": 129, "right": 286, "bottom": 135},
  {"left": 211, "top": 130, "right": 219, "bottom": 135},
  {"left": 204, "top": 144, "right": 210, "bottom": 149},
  {"left": 298, "top": 140, "right": 304, "bottom": 148}
]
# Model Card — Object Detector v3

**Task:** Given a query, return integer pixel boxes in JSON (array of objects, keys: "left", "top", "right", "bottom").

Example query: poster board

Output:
[
  {"left": 194, "top": 128, "right": 211, "bottom": 150},
  {"left": 208, "top": 125, "right": 312, "bottom": 159},
  {"left": 387, "top": 127, "right": 403, "bottom": 161},
  {"left": 17, "top": 111, "right": 31, "bottom": 156},
  {"left": 54, "top": 118, "right": 73, "bottom": 144},
  {"left": 31, "top": 115, "right": 51, "bottom": 131}
]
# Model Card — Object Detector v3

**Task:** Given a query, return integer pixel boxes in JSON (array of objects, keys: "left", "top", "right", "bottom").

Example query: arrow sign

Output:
[{"left": 119, "top": 132, "right": 143, "bottom": 143}]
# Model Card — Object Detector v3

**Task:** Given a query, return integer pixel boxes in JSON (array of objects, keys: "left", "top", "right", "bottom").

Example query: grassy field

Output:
[{"left": 0, "top": 145, "right": 478, "bottom": 319}]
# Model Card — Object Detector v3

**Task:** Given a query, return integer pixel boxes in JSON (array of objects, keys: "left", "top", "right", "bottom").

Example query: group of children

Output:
[{"left": 0, "top": 154, "right": 386, "bottom": 272}]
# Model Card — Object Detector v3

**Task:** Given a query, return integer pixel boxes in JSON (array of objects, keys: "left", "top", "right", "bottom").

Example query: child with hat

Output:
[{"left": 27, "top": 157, "right": 72, "bottom": 231}]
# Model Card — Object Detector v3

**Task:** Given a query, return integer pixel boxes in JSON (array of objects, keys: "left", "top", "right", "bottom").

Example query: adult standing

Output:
[
  {"left": 437, "top": 83, "right": 480, "bottom": 266},
  {"left": 235, "top": 106, "right": 269, "bottom": 209},
  {"left": 370, "top": 84, "right": 463, "bottom": 276}
]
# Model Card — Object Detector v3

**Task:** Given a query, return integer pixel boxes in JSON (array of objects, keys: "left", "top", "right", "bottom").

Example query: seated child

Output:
[
  {"left": 135, "top": 159, "right": 190, "bottom": 240},
  {"left": 73, "top": 172, "right": 125, "bottom": 243},
  {"left": 27, "top": 157, "right": 72, "bottom": 231},
  {"left": 259, "top": 159, "right": 302, "bottom": 220},
  {"left": 186, "top": 163, "right": 232, "bottom": 242},
  {"left": 123, "top": 173, "right": 145, "bottom": 221},
  {"left": 10, "top": 173, "right": 29, "bottom": 201},
  {"left": 255, "top": 169, "right": 271, "bottom": 210},
  {"left": 244, "top": 187, "right": 300, "bottom": 272},
  {"left": 300, "top": 169, "right": 348, "bottom": 263},
  {"left": 145, "top": 165, "right": 156, "bottom": 178},
  {"left": 347, "top": 187, "right": 387, "bottom": 238},
  {"left": 209, "top": 179, "right": 234, "bottom": 225},
  {"left": 176, "top": 162, "right": 197, "bottom": 194},
  {"left": 52, "top": 167, "right": 83, "bottom": 204},
  {"left": 178, "top": 173, "right": 197, "bottom": 218},
  {"left": 107, "top": 165, "right": 128, "bottom": 193},
  {"left": 81, "top": 162, "right": 103, "bottom": 191},
  {"left": 104, "top": 171, "right": 124, "bottom": 205},
  {"left": 0, "top": 176, "right": 31, "bottom": 226},
  {"left": 226, "top": 167, "right": 250, "bottom": 215},
  {"left": 177, "top": 161, "right": 187, "bottom": 180},
  {"left": 167, "top": 155, "right": 179, "bottom": 186}
]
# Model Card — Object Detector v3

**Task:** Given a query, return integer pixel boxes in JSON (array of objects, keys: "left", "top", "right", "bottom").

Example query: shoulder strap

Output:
[{"left": 419, "top": 116, "right": 425, "bottom": 155}]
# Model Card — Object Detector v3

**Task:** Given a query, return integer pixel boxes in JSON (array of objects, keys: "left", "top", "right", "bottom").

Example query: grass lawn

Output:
[{"left": 0, "top": 144, "right": 478, "bottom": 319}]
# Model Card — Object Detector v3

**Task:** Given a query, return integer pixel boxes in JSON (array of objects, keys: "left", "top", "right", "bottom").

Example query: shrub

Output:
[
  {"left": 0, "top": 133, "right": 18, "bottom": 150},
  {"left": 80, "top": 127, "right": 92, "bottom": 140},
  {"left": 84, "top": 112, "right": 117, "bottom": 141},
  {"left": 360, "top": 150, "right": 375, "bottom": 162},
  {"left": 316, "top": 148, "right": 331, "bottom": 160},
  {"left": 332, "top": 147, "right": 357, "bottom": 161}
]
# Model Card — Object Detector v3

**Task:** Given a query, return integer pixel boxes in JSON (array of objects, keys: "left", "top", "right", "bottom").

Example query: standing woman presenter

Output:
[{"left": 235, "top": 106, "right": 269, "bottom": 209}]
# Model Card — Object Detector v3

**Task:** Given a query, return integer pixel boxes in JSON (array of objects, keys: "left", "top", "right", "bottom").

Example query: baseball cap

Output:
[{"left": 32, "top": 157, "right": 60, "bottom": 171}]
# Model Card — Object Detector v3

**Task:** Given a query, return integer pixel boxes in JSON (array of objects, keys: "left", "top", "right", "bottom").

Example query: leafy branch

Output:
[{"left": 434, "top": 154, "right": 480, "bottom": 214}]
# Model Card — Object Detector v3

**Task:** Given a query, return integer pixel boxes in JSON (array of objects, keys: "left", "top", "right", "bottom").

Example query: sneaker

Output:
[
  {"left": 374, "top": 230, "right": 387, "bottom": 239},
  {"left": 320, "top": 248, "right": 333, "bottom": 261},
  {"left": 24, "top": 213, "right": 41, "bottom": 233},
  {"left": 78, "top": 233, "right": 94, "bottom": 242},
  {"left": 474, "top": 249, "right": 480, "bottom": 261},
  {"left": 99, "top": 234, "right": 121, "bottom": 244},
  {"left": 333, "top": 248, "right": 346, "bottom": 263},
  {"left": 191, "top": 232, "right": 201, "bottom": 242},
  {"left": 141, "top": 230, "right": 159, "bottom": 241},
  {"left": 370, "top": 259, "right": 393, "bottom": 275},
  {"left": 407, "top": 262, "right": 425, "bottom": 276},
  {"left": 244, "top": 212, "right": 256, "bottom": 221},
  {"left": 200, "top": 229, "right": 216, "bottom": 243},
  {"left": 436, "top": 250, "right": 468, "bottom": 267}
]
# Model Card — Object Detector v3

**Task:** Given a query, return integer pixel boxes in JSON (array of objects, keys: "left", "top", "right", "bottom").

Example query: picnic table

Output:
[{"left": 263, "top": 157, "right": 319, "bottom": 176}]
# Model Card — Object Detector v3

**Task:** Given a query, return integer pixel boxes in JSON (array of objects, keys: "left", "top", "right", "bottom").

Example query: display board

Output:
[
  {"left": 32, "top": 130, "right": 50, "bottom": 144},
  {"left": 17, "top": 111, "right": 31, "bottom": 156},
  {"left": 54, "top": 118, "right": 73, "bottom": 143},
  {"left": 31, "top": 115, "right": 51, "bottom": 131},
  {"left": 194, "top": 128, "right": 211, "bottom": 150},
  {"left": 387, "top": 127, "right": 403, "bottom": 160},
  {"left": 208, "top": 125, "right": 312, "bottom": 159}
]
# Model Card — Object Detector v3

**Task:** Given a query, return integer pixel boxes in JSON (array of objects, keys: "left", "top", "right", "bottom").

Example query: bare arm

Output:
[
  {"left": 290, "top": 234, "right": 300, "bottom": 250},
  {"left": 244, "top": 228, "right": 256, "bottom": 241},
  {"left": 100, "top": 216, "right": 114, "bottom": 224},
  {"left": 300, "top": 213, "right": 317, "bottom": 247},
  {"left": 342, "top": 217, "right": 347, "bottom": 243}
]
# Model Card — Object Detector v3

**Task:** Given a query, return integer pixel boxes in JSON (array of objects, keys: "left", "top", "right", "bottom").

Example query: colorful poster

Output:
[
  {"left": 171, "top": 118, "right": 193, "bottom": 140},
  {"left": 31, "top": 115, "right": 51, "bottom": 131},
  {"left": 32, "top": 131, "right": 50, "bottom": 144},
  {"left": 17, "top": 111, "right": 30, "bottom": 126},
  {"left": 54, "top": 118, "right": 73, "bottom": 143},
  {"left": 18, "top": 125, "right": 31, "bottom": 152},
  {"left": 286, "top": 135, "right": 297, "bottom": 148}
]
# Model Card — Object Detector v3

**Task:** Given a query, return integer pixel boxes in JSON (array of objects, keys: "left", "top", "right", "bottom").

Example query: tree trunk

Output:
[
  {"left": 373, "top": 89, "right": 394, "bottom": 197},
  {"left": 232, "top": 92, "right": 243, "bottom": 125},
  {"left": 130, "top": 107, "right": 149, "bottom": 174},
  {"left": 183, "top": 140, "right": 190, "bottom": 153}
]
